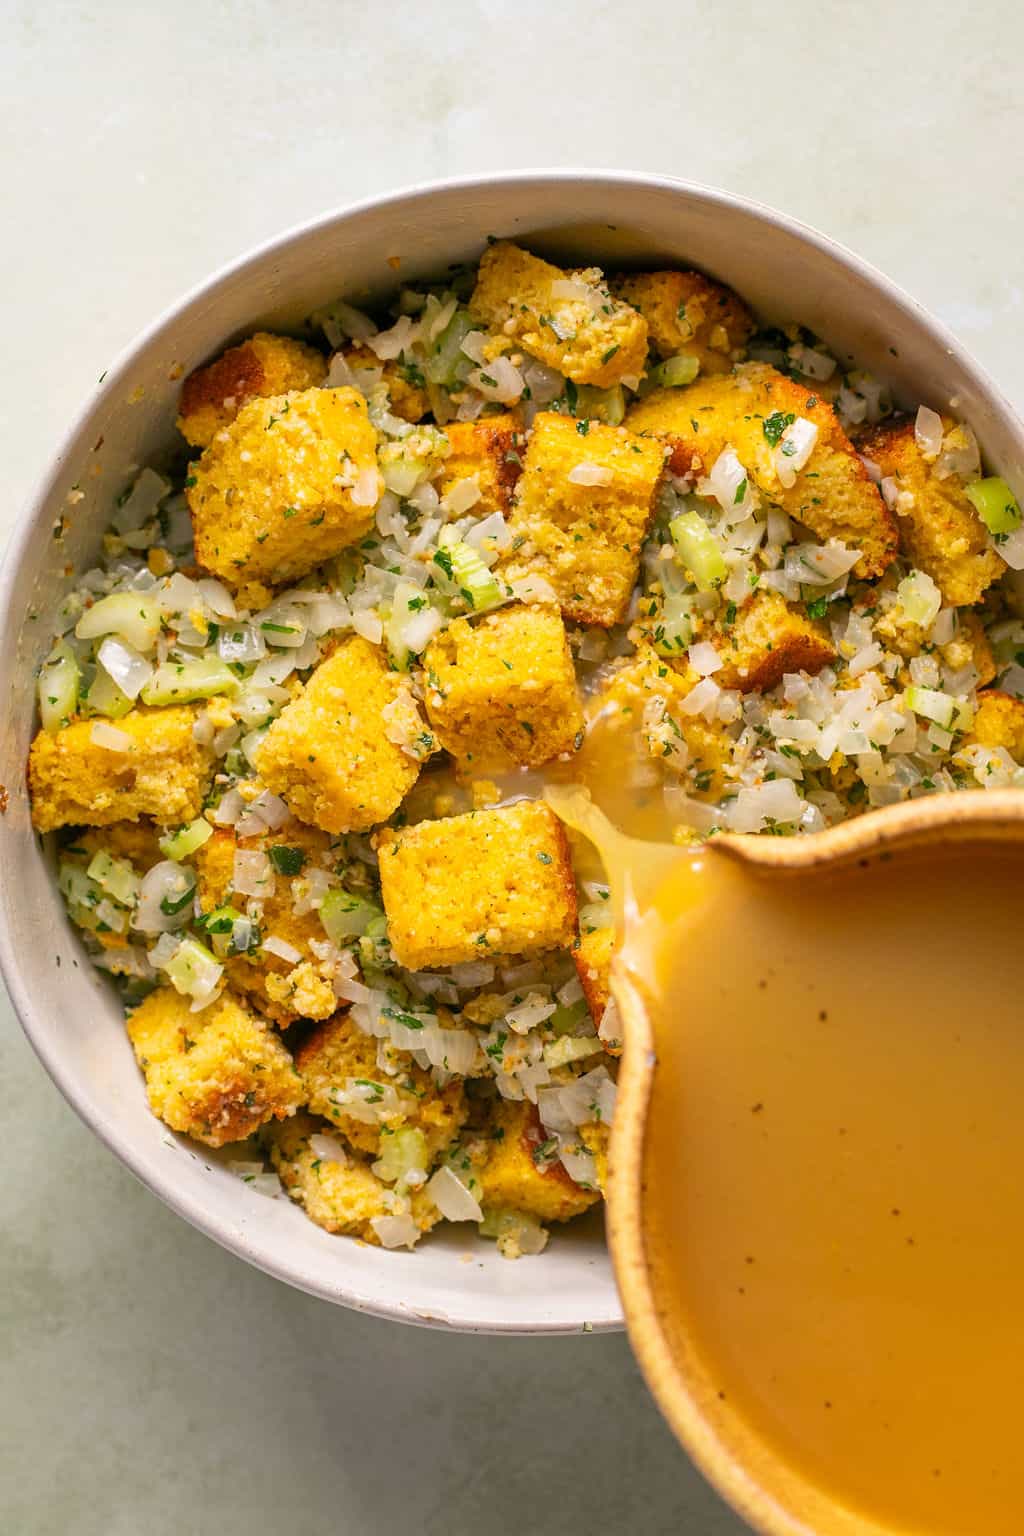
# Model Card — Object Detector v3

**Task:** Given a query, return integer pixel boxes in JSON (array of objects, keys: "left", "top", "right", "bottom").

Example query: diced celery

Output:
[
  {"left": 543, "top": 1034, "right": 604, "bottom": 1068},
  {"left": 905, "top": 686, "right": 955, "bottom": 729},
  {"left": 549, "top": 998, "right": 592, "bottom": 1036},
  {"left": 651, "top": 592, "right": 696, "bottom": 655},
  {"left": 86, "top": 851, "right": 140, "bottom": 907},
  {"left": 82, "top": 666, "right": 133, "bottom": 719},
  {"left": 385, "top": 580, "right": 443, "bottom": 671},
  {"left": 669, "top": 512, "right": 727, "bottom": 592},
  {"left": 320, "top": 889, "right": 384, "bottom": 945},
  {"left": 159, "top": 819, "right": 214, "bottom": 861},
  {"left": 578, "top": 899, "right": 613, "bottom": 934},
  {"left": 446, "top": 540, "right": 504, "bottom": 612},
  {"left": 425, "top": 309, "right": 475, "bottom": 386},
  {"left": 140, "top": 655, "right": 239, "bottom": 705},
  {"left": 372, "top": 1127, "right": 428, "bottom": 1187},
  {"left": 897, "top": 570, "right": 942, "bottom": 628},
  {"left": 648, "top": 354, "right": 700, "bottom": 389},
  {"left": 58, "top": 861, "right": 102, "bottom": 925},
  {"left": 159, "top": 936, "right": 223, "bottom": 1001},
  {"left": 965, "top": 476, "right": 1022, "bottom": 536},
  {"left": 37, "top": 641, "right": 80, "bottom": 732},
  {"left": 76, "top": 592, "right": 161, "bottom": 653},
  {"left": 574, "top": 384, "right": 626, "bottom": 425}
]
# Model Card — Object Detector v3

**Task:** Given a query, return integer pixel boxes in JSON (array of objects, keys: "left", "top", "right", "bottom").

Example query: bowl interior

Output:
[{"left": 3, "top": 172, "right": 1022, "bottom": 1332}]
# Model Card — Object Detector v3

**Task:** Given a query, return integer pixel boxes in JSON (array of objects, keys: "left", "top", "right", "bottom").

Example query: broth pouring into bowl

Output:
[{"left": 551, "top": 783, "right": 1024, "bottom": 1536}]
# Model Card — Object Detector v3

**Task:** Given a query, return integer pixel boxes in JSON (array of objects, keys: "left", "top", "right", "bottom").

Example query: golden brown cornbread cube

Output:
[
  {"left": 29, "top": 706, "right": 214, "bottom": 832},
  {"left": 423, "top": 603, "right": 583, "bottom": 770},
  {"left": 574, "top": 925, "right": 616, "bottom": 1025},
  {"left": 269, "top": 1113, "right": 439, "bottom": 1243},
  {"left": 437, "top": 413, "right": 523, "bottom": 516},
  {"left": 255, "top": 637, "right": 425, "bottom": 835},
  {"left": 713, "top": 588, "right": 835, "bottom": 693},
  {"left": 470, "top": 241, "right": 648, "bottom": 389},
  {"left": 294, "top": 1012, "right": 468, "bottom": 1159},
  {"left": 343, "top": 344, "right": 428, "bottom": 423},
  {"left": 376, "top": 800, "right": 577, "bottom": 970},
  {"left": 591, "top": 645, "right": 732, "bottom": 800},
  {"left": 626, "top": 363, "right": 897, "bottom": 579},
  {"left": 126, "top": 985, "right": 302, "bottom": 1148},
  {"left": 187, "top": 386, "right": 381, "bottom": 589},
  {"left": 500, "top": 412, "right": 664, "bottom": 627},
  {"left": 967, "top": 691, "right": 1024, "bottom": 760},
  {"left": 859, "top": 417, "right": 1004, "bottom": 605},
  {"left": 194, "top": 823, "right": 341, "bottom": 1026},
  {"left": 177, "top": 332, "right": 327, "bottom": 448},
  {"left": 612, "top": 270, "right": 754, "bottom": 374},
  {"left": 477, "top": 1100, "right": 600, "bottom": 1224}
]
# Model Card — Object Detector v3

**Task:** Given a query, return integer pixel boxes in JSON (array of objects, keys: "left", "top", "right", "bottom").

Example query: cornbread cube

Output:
[
  {"left": 574, "top": 925, "right": 615, "bottom": 1025},
  {"left": 343, "top": 344, "right": 429, "bottom": 423},
  {"left": 187, "top": 386, "right": 382, "bottom": 589},
  {"left": 194, "top": 823, "right": 340, "bottom": 1026},
  {"left": 612, "top": 270, "right": 754, "bottom": 373},
  {"left": 626, "top": 363, "right": 897, "bottom": 579},
  {"left": 500, "top": 412, "right": 664, "bottom": 627},
  {"left": 177, "top": 332, "right": 327, "bottom": 448},
  {"left": 423, "top": 603, "right": 583, "bottom": 770},
  {"left": 592, "top": 645, "right": 733, "bottom": 800},
  {"left": 477, "top": 1100, "right": 600, "bottom": 1224},
  {"left": 126, "top": 985, "right": 302, "bottom": 1148},
  {"left": 294, "top": 1012, "right": 468, "bottom": 1159},
  {"left": 376, "top": 801, "right": 577, "bottom": 970},
  {"left": 437, "top": 413, "right": 523, "bottom": 516},
  {"left": 860, "top": 418, "right": 1004, "bottom": 605},
  {"left": 967, "top": 691, "right": 1024, "bottom": 760},
  {"left": 255, "top": 637, "right": 426, "bottom": 835},
  {"left": 269, "top": 1113, "right": 440, "bottom": 1243},
  {"left": 470, "top": 241, "right": 648, "bottom": 389},
  {"left": 29, "top": 706, "right": 214, "bottom": 832},
  {"left": 713, "top": 589, "right": 835, "bottom": 693}
]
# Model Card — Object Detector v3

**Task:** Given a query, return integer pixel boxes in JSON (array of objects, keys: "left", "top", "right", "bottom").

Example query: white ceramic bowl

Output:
[{"left": 3, "top": 172, "right": 1022, "bottom": 1334}]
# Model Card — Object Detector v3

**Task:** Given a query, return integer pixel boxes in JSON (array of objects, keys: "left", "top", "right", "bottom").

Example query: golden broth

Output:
[{"left": 622, "top": 842, "right": 1024, "bottom": 1535}]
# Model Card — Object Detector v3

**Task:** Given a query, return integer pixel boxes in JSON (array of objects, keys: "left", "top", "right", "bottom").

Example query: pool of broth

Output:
[{"left": 625, "top": 843, "right": 1024, "bottom": 1534}]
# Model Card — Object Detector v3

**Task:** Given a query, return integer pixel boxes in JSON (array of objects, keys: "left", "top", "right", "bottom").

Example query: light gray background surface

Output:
[{"left": 3, "top": 3, "right": 1023, "bottom": 1533}]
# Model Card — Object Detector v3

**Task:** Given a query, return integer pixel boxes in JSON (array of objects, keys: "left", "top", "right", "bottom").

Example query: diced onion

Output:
[
  {"left": 567, "top": 462, "right": 614, "bottom": 488},
  {"left": 232, "top": 849, "right": 275, "bottom": 898},
  {"left": 915, "top": 405, "right": 944, "bottom": 460},
  {"left": 370, "top": 1213, "right": 421, "bottom": 1250},
  {"left": 262, "top": 934, "right": 303, "bottom": 965},
  {"left": 89, "top": 721, "right": 132, "bottom": 751},
  {"left": 426, "top": 1165, "right": 483, "bottom": 1222}
]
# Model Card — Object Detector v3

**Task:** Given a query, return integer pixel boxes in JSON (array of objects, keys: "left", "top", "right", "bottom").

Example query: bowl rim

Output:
[{"left": 4, "top": 167, "right": 1021, "bottom": 1334}]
